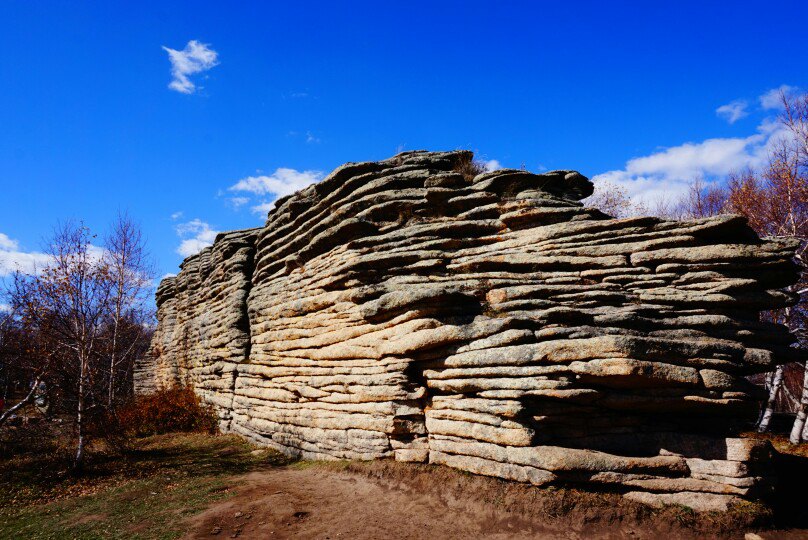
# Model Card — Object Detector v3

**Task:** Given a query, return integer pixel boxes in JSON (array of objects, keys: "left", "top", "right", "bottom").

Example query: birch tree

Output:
[
  {"left": 102, "top": 213, "right": 153, "bottom": 410},
  {"left": 25, "top": 223, "right": 111, "bottom": 469},
  {"left": 3, "top": 217, "right": 155, "bottom": 468},
  {"left": 777, "top": 92, "right": 808, "bottom": 443}
]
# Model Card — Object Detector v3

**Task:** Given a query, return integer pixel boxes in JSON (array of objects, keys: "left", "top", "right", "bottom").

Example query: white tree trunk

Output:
[
  {"left": 75, "top": 354, "right": 87, "bottom": 471},
  {"left": 789, "top": 362, "right": 808, "bottom": 444},
  {"left": 0, "top": 380, "right": 39, "bottom": 427},
  {"left": 758, "top": 365, "right": 785, "bottom": 432}
]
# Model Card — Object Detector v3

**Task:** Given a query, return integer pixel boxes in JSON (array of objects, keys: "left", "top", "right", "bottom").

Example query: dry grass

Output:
[
  {"left": 0, "top": 431, "right": 289, "bottom": 539},
  {"left": 453, "top": 152, "right": 488, "bottom": 182},
  {"left": 743, "top": 430, "right": 808, "bottom": 458}
]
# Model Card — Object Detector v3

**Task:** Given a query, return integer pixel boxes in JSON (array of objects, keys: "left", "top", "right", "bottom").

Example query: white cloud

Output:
[
  {"left": 250, "top": 202, "right": 276, "bottom": 215},
  {"left": 162, "top": 40, "right": 219, "bottom": 94},
  {"left": 170, "top": 211, "right": 184, "bottom": 220},
  {"left": 760, "top": 85, "right": 799, "bottom": 110},
  {"left": 715, "top": 100, "right": 748, "bottom": 124},
  {"left": 306, "top": 131, "right": 320, "bottom": 144},
  {"left": 0, "top": 232, "right": 108, "bottom": 278},
  {"left": 177, "top": 239, "right": 214, "bottom": 258},
  {"left": 483, "top": 159, "right": 502, "bottom": 172},
  {"left": 229, "top": 167, "right": 323, "bottom": 214},
  {"left": 175, "top": 219, "right": 219, "bottom": 257},
  {"left": 0, "top": 233, "right": 18, "bottom": 251},
  {"left": 230, "top": 168, "right": 322, "bottom": 197},
  {"left": 228, "top": 196, "right": 250, "bottom": 209},
  {"left": 589, "top": 116, "right": 789, "bottom": 208},
  {"left": 0, "top": 233, "right": 51, "bottom": 276}
]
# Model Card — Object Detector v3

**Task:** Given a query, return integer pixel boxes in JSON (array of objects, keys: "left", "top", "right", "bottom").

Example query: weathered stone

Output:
[
  {"left": 623, "top": 491, "right": 741, "bottom": 512},
  {"left": 135, "top": 150, "right": 799, "bottom": 510}
]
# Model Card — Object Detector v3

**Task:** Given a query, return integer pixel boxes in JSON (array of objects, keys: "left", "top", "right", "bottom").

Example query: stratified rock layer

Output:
[{"left": 136, "top": 150, "right": 800, "bottom": 509}]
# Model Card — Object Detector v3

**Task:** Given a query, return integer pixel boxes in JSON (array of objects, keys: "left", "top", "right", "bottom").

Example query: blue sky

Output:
[{"left": 1, "top": 1, "right": 806, "bottom": 280}]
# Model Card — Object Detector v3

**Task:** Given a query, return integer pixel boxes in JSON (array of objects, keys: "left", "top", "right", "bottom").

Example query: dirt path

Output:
[
  {"left": 184, "top": 467, "right": 552, "bottom": 540},
  {"left": 183, "top": 462, "right": 808, "bottom": 540}
]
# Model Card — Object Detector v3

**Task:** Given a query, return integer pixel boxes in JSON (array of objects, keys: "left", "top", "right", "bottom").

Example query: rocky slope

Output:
[{"left": 136, "top": 150, "right": 800, "bottom": 510}]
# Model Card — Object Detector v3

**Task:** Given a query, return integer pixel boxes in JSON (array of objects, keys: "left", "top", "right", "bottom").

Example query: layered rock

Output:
[{"left": 136, "top": 150, "right": 800, "bottom": 510}]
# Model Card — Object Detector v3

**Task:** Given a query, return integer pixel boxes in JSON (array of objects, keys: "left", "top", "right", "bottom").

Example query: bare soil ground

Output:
[
  {"left": 2, "top": 424, "right": 808, "bottom": 539},
  {"left": 185, "top": 467, "right": 546, "bottom": 540},
  {"left": 183, "top": 457, "right": 807, "bottom": 540}
]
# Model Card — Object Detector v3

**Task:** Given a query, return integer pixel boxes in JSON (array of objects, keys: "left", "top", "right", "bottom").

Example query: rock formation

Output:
[{"left": 136, "top": 150, "right": 800, "bottom": 511}]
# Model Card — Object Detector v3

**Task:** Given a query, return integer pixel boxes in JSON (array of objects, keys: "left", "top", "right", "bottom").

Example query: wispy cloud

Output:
[
  {"left": 227, "top": 196, "right": 250, "bottom": 210},
  {"left": 0, "top": 232, "right": 110, "bottom": 277},
  {"left": 229, "top": 168, "right": 323, "bottom": 214},
  {"left": 162, "top": 40, "right": 219, "bottom": 94},
  {"left": 175, "top": 219, "right": 219, "bottom": 257},
  {"left": 0, "top": 232, "right": 51, "bottom": 276},
  {"left": 250, "top": 202, "right": 276, "bottom": 216},
  {"left": 759, "top": 84, "right": 799, "bottom": 110},
  {"left": 170, "top": 211, "right": 184, "bottom": 221},
  {"left": 589, "top": 114, "right": 789, "bottom": 208},
  {"left": 287, "top": 131, "right": 322, "bottom": 144},
  {"left": 715, "top": 100, "right": 748, "bottom": 124},
  {"left": 483, "top": 159, "right": 502, "bottom": 172},
  {"left": 0, "top": 233, "right": 18, "bottom": 251}
]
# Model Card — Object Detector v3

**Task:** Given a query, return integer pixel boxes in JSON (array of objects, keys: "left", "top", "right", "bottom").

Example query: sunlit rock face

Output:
[{"left": 135, "top": 150, "right": 799, "bottom": 511}]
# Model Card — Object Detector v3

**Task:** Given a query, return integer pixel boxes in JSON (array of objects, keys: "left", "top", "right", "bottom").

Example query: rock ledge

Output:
[{"left": 136, "top": 151, "right": 799, "bottom": 510}]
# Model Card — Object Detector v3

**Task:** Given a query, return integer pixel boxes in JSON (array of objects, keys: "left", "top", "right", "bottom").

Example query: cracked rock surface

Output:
[{"left": 135, "top": 150, "right": 800, "bottom": 510}]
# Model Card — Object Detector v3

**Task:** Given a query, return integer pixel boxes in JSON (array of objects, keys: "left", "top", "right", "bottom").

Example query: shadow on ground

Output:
[{"left": 771, "top": 450, "right": 808, "bottom": 529}]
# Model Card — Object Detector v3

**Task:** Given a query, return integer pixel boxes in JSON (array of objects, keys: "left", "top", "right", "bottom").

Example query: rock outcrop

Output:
[{"left": 136, "top": 150, "right": 800, "bottom": 510}]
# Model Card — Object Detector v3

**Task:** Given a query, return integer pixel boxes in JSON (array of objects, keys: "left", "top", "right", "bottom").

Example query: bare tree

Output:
[
  {"left": 774, "top": 92, "right": 808, "bottom": 443},
  {"left": 102, "top": 213, "right": 154, "bottom": 409},
  {"left": 585, "top": 180, "right": 648, "bottom": 218},
  {"left": 39, "top": 223, "right": 110, "bottom": 469},
  {"left": 782, "top": 91, "right": 808, "bottom": 162},
  {"left": 682, "top": 176, "right": 730, "bottom": 219},
  {"left": 3, "top": 216, "right": 151, "bottom": 470},
  {"left": 3, "top": 217, "right": 156, "bottom": 468}
]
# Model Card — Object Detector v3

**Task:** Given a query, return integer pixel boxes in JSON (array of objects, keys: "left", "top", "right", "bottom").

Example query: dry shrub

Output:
[
  {"left": 116, "top": 385, "right": 218, "bottom": 438},
  {"left": 453, "top": 153, "right": 488, "bottom": 182}
]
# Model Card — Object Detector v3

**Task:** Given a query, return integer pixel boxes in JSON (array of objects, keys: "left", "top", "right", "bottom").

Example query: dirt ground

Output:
[
  {"left": 185, "top": 468, "right": 548, "bottom": 540},
  {"left": 182, "top": 463, "right": 804, "bottom": 540},
  {"left": 3, "top": 427, "right": 808, "bottom": 539}
]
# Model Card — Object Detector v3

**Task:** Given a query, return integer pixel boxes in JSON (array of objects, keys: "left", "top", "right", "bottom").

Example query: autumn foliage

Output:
[{"left": 116, "top": 385, "right": 218, "bottom": 437}]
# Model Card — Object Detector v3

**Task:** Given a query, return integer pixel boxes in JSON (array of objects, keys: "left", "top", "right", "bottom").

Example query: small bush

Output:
[
  {"left": 116, "top": 385, "right": 219, "bottom": 438},
  {"left": 453, "top": 153, "right": 488, "bottom": 182}
]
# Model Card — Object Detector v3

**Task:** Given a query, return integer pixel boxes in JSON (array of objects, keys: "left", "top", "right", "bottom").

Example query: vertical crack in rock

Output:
[
  {"left": 138, "top": 150, "right": 801, "bottom": 510},
  {"left": 224, "top": 228, "right": 258, "bottom": 432}
]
